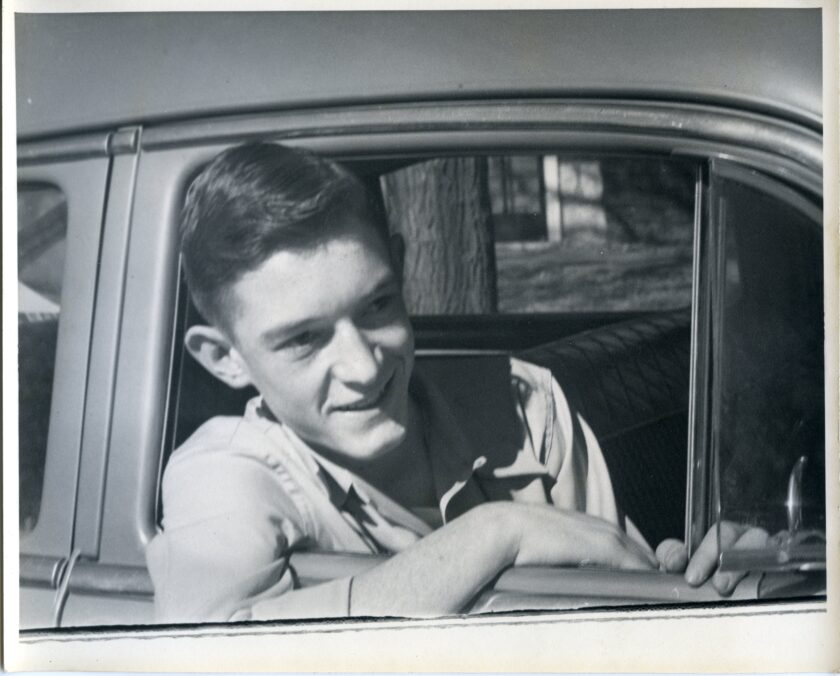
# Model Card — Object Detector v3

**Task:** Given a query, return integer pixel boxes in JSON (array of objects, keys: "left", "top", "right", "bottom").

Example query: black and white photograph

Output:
[{"left": 4, "top": 2, "right": 838, "bottom": 671}]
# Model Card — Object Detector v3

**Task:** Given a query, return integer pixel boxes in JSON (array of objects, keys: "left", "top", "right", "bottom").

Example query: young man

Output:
[{"left": 146, "top": 142, "right": 761, "bottom": 623}]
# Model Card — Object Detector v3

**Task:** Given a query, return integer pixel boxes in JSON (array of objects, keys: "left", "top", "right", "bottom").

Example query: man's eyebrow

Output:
[
  {"left": 258, "top": 275, "right": 399, "bottom": 347},
  {"left": 358, "top": 276, "right": 400, "bottom": 303},
  {"left": 259, "top": 317, "right": 319, "bottom": 347}
]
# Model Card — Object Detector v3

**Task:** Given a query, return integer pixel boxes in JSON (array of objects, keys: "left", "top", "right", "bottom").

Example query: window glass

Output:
[
  {"left": 18, "top": 184, "right": 68, "bottom": 533},
  {"left": 714, "top": 175, "right": 824, "bottom": 547},
  {"left": 381, "top": 155, "right": 695, "bottom": 315}
]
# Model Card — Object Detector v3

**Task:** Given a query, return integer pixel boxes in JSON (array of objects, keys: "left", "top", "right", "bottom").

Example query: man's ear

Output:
[
  {"left": 184, "top": 325, "right": 253, "bottom": 389},
  {"left": 389, "top": 233, "right": 406, "bottom": 276}
]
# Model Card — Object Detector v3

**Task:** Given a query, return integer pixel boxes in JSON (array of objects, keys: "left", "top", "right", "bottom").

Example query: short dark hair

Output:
[{"left": 180, "top": 142, "right": 388, "bottom": 330}]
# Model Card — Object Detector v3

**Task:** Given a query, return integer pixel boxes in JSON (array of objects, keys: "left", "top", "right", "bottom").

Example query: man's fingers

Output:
[
  {"left": 513, "top": 505, "right": 657, "bottom": 571},
  {"left": 656, "top": 539, "right": 687, "bottom": 572},
  {"left": 684, "top": 521, "right": 745, "bottom": 586},
  {"left": 592, "top": 527, "right": 657, "bottom": 571},
  {"left": 684, "top": 526, "right": 717, "bottom": 585},
  {"left": 711, "top": 527, "right": 769, "bottom": 595}
]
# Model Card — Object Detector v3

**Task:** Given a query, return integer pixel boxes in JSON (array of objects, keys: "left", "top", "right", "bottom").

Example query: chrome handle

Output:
[{"left": 785, "top": 455, "right": 807, "bottom": 534}]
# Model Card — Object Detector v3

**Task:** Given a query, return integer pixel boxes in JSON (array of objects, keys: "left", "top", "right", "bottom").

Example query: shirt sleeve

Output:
[{"left": 145, "top": 438, "right": 352, "bottom": 623}]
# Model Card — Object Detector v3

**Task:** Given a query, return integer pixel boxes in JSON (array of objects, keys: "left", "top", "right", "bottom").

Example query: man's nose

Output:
[{"left": 330, "top": 320, "right": 381, "bottom": 386}]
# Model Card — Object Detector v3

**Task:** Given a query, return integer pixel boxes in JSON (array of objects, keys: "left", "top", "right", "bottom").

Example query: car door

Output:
[{"left": 32, "top": 97, "right": 824, "bottom": 630}]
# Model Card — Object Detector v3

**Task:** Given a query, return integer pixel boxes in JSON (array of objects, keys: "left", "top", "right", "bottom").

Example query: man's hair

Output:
[{"left": 180, "top": 141, "right": 388, "bottom": 330}]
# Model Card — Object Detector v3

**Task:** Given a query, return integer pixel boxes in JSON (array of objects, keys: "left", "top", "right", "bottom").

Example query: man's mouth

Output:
[{"left": 335, "top": 373, "right": 394, "bottom": 412}]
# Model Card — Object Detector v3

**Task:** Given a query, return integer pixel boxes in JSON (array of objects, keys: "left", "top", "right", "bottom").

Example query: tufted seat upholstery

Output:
[{"left": 517, "top": 309, "right": 691, "bottom": 545}]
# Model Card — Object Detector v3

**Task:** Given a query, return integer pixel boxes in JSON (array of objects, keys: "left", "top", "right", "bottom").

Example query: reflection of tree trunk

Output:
[{"left": 381, "top": 158, "right": 497, "bottom": 314}]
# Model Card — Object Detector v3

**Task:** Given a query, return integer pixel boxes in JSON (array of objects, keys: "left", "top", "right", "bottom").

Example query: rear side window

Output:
[
  {"left": 380, "top": 154, "right": 696, "bottom": 315},
  {"left": 18, "top": 183, "right": 68, "bottom": 532}
]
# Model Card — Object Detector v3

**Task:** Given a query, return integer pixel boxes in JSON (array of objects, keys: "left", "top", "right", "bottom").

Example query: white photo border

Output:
[{"left": 3, "top": 0, "right": 838, "bottom": 671}]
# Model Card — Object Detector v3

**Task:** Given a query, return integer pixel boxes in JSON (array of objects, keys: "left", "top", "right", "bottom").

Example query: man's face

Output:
[{"left": 225, "top": 220, "right": 415, "bottom": 462}]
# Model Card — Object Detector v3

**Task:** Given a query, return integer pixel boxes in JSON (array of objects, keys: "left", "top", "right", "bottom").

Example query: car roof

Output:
[{"left": 16, "top": 9, "right": 822, "bottom": 139}]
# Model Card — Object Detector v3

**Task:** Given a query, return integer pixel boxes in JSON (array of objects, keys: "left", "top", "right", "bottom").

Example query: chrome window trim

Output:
[
  {"left": 19, "top": 101, "right": 822, "bottom": 191},
  {"left": 138, "top": 100, "right": 821, "bottom": 192},
  {"left": 685, "top": 163, "right": 710, "bottom": 556},
  {"left": 17, "top": 134, "right": 111, "bottom": 165},
  {"left": 709, "top": 166, "right": 731, "bottom": 558},
  {"left": 140, "top": 99, "right": 821, "bottom": 162},
  {"left": 17, "top": 127, "right": 140, "bottom": 166}
]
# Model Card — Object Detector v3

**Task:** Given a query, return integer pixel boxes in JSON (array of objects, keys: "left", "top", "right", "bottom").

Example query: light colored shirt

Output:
[{"left": 146, "top": 356, "right": 631, "bottom": 623}]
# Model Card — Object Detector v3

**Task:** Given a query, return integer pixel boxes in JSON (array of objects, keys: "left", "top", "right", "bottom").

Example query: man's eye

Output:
[
  {"left": 289, "top": 332, "right": 315, "bottom": 347},
  {"left": 278, "top": 331, "right": 321, "bottom": 355},
  {"left": 369, "top": 293, "right": 395, "bottom": 314}
]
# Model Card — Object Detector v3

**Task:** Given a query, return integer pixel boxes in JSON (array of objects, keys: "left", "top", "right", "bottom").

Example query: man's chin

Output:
[
  {"left": 329, "top": 420, "right": 407, "bottom": 463},
  {"left": 357, "top": 429, "right": 408, "bottom": 461}
]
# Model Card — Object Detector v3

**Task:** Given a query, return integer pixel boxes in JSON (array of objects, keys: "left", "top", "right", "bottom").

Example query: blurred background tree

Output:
[
  {"left": 382, "top": 158, "right": 497, "bottom": 314},
  {"left": 381, "top": 155, "right": 696, "bottom": 315}
]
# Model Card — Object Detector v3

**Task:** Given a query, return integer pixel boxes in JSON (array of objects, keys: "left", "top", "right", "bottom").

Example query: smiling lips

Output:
[{"left": 334, "top": 372, "right": 394, "bottom": 412}]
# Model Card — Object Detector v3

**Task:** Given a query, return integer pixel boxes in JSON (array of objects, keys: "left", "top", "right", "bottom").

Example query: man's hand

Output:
[
  {"left": 504, "top": 503, "right": 658, "bottom": 571},
  {"left": 655, "top": 521, "right": 769, "bottom": 595}
]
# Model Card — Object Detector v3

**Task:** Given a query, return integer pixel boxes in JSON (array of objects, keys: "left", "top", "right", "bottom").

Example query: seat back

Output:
[{"left": 518, "top": 309, "right": 691, "bottom": 545}]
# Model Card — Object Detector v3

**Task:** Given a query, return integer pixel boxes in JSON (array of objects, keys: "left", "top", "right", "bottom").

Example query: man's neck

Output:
[{"left": 337, "top": 395, "right": 436, "bottom": 508}]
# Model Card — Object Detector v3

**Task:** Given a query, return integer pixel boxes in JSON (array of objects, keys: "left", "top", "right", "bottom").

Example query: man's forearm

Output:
[
  {"left": 349, "top": 502, "right": 516, "bottom": 616},
  {"left": 349, "top": 500, "right": 659, "bottom": 617}
]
